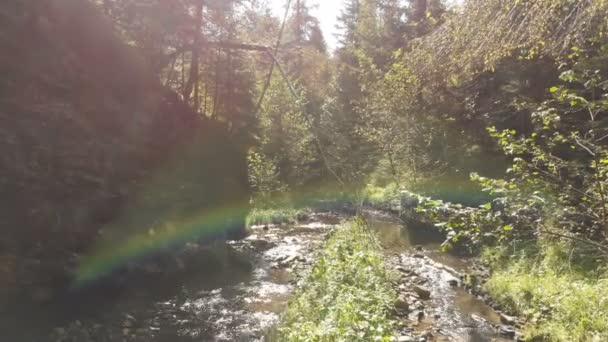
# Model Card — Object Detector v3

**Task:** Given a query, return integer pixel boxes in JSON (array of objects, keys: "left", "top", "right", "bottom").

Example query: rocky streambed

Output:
[
  {"left": 367, "top": 212, "right": 520, "bottom": 342},
  {"left": 2, "top": 211, "right": 520, "bottom": 342}
]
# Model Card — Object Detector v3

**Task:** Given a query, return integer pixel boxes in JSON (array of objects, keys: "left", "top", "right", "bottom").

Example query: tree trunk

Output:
[
  {"left": 183, "top": 0, "right": 203, "bottom": 110},
  {"left": 387, "top": 149, "right": 401, "bottom": 189}
]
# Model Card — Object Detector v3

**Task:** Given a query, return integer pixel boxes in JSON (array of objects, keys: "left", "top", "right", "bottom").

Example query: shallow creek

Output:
[
  {"left": 367, "top": 211, "right": 512, "bottom": 342},
  {"left": 4, "top": 212, "right": 513, "bottom": 341}
]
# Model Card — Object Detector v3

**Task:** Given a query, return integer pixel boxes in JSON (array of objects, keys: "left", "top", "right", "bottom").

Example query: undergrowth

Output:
[
  {"left": 483, "top": 241, "right": 608, "bottom": 341},
  {"left": 272, "top": 219, "right": 397, "bottom": 341},
  {"left": 245, "top": 207, "right": 310, "bottom": 228},
  {"left": 362, "top": 183, "right": 401, "bottom": 210}
]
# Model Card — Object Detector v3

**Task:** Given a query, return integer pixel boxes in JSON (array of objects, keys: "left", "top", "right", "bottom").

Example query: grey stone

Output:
[
  {"left": 445, "top": 275, "right": 459, "bottom": 287},
  {"left": 499, "top": 312, "right": 518, "bottom": 325},
  {"left": 396, "top": 266, "right": 410, "bottom": 274},
  {"left": 413, "top": 285, "right": 431, "bottom": 300},
  {"left": 395, "top": 295, "right": 410, "bottom": 311},
  {"left": 499, "top": 325, "right": 516, "bottom": 338}
]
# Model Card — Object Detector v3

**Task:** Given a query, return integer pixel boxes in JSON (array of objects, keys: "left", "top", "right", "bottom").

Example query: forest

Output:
[{"left": 1, "top": 0, "right": 608, "bottom": 341}]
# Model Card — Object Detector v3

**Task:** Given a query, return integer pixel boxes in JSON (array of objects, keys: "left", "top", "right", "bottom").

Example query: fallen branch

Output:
[{"left": 539, "top": 229, "right": 608, "bottom": 254}]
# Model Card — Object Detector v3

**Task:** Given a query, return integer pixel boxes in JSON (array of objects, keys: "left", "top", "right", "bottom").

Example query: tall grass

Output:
[
  {"left": 272, "top": 219, "right": 397, "bottom": 341},
  {"left": 483, "top": 241, "right": 608, "bottom": 341},
  {"left": 245, "top": 207, "right": 309, "bottom": 228}
]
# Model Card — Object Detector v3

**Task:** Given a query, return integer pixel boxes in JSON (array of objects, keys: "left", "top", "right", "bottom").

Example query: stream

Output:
[
  {"left": 367, "top": 212, "right": 513, "bottom": 342},
  {"left": 3, "top": 211, "right": 514, "bottom": 341}
]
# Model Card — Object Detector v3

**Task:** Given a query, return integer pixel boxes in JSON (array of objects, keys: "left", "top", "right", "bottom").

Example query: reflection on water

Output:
[{"left": 146, "top": 219, "right": 332, "bottom": 341}]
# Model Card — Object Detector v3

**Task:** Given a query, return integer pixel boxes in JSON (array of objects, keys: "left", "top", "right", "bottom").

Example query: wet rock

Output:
[
  {"left": 413, "top": 285, "right": 431, "bottom": 300},
  {"left": 395, "top": 295, "right": 410, "bottom": 311},
  {"left": 277, "top": 254, "right": 305, "bottom": 268},
  {"left": 396, "top": 266, "right": 410, "bottom": 274},
  {"left": 499, "top": 325, "right": 516, "bottom": 338},
  {"left": 470, "top": 314, "right": 486, "bottom": 323},
  {"left": 415, "top": 278, "right": 427, "bottom": 285},
  {"left": 445, "top": 275, "right": 459, "bottom": 287},
  {"left": 499, "top": 312, "right": 518, "bottom": 325},
  {"left": 249, "top": 239, "right": 275, "bottom": 251},
  {"left": 122, "top": 314, "right": 136, "bottom": 328}
]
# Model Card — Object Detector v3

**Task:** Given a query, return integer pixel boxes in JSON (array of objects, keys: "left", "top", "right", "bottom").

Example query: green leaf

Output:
[
  {"left": 550, "top": 86, "right": 559, "bottom": 93},
  {"left": 559, "top": 70, "right": 576, "bottom": 82},
  {"left": 503, "top": 224, "right": 513, "bottom": 231}
]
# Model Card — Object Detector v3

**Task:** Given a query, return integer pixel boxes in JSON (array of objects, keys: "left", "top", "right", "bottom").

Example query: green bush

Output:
[
  {"left": 247, "top": 150, "right": 289, "bottom": 208},
  {"left": 362, "top": 183, "right": 401, "bottom": 209},
  {"left": 273, "top": 219, "right": 397, "bottom": 341}
]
